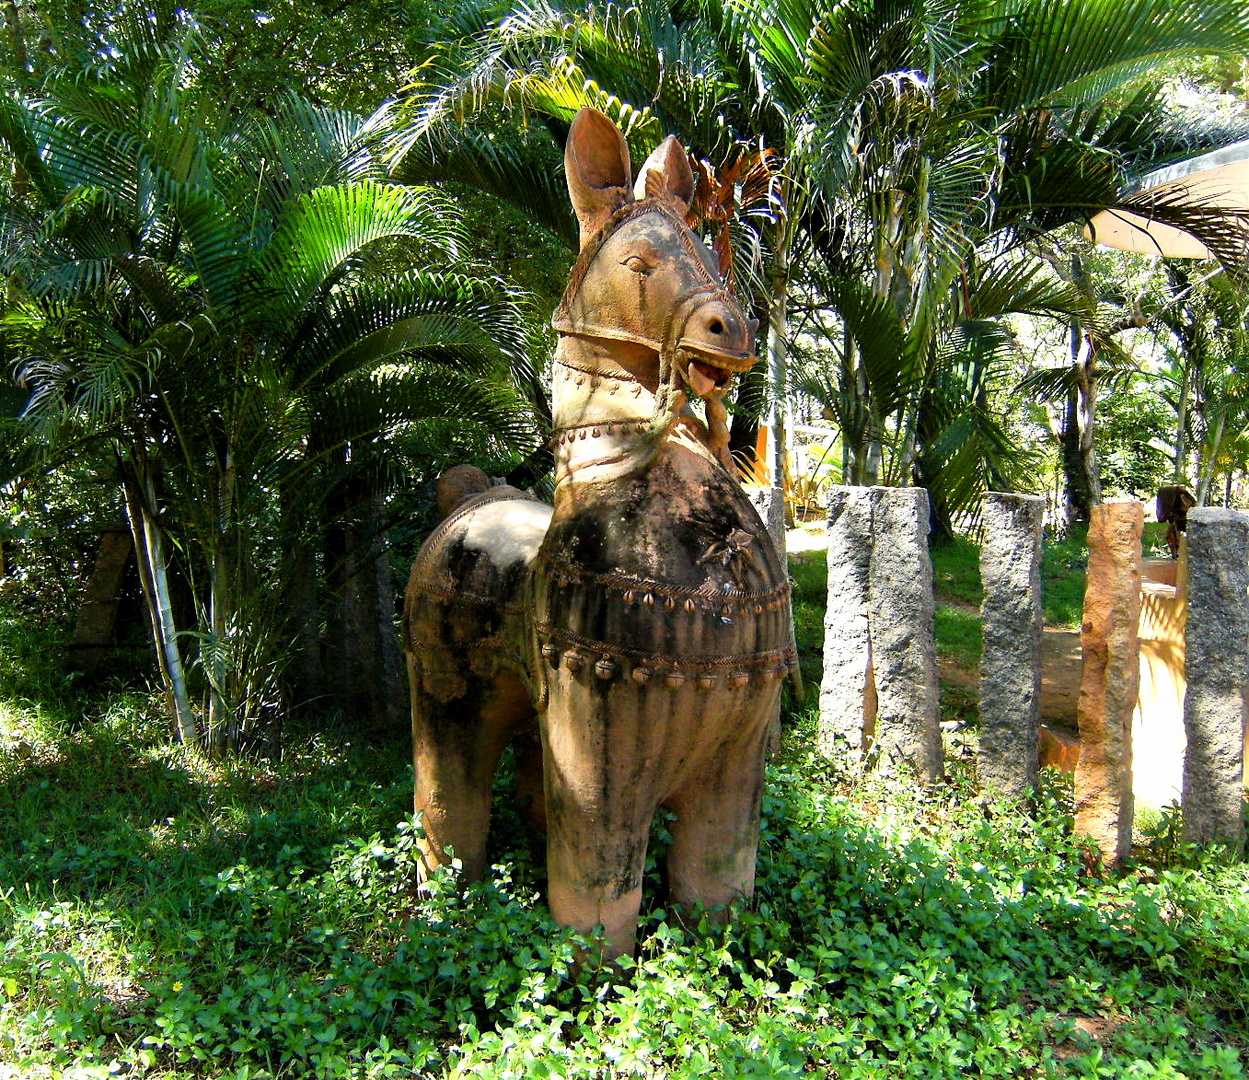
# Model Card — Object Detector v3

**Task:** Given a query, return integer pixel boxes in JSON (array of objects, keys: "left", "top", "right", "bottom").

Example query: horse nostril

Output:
[{"left": 708, "top": 318, "right": 724, "bottom": 336}]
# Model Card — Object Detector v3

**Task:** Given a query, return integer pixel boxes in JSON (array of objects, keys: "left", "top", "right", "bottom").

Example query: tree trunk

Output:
[
  {"left": 766, "top": 215, "right": 792, "bottom": 492},
  {"left": 1174, "top": 367, "right": 1189, "bottom": 485},
  {"left": 122, "top": 459, "right": 197, "bottom": 744},
  {"left": 1061, "top": 383, "right": 1101, "bottom": 528},
  {"left": 1196, "top": 410, "right": 1224, "bottom": 508},
  {"left": 205, "top": 445, "right": 237, "bottom": 756},
  {"left": 1060, "top": 305, "right": 1102, "bottom": 529}
]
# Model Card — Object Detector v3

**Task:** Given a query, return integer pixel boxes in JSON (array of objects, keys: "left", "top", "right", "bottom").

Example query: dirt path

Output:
[{"left": 1039, "top": 628, "right": 1081, "bottom": 726}]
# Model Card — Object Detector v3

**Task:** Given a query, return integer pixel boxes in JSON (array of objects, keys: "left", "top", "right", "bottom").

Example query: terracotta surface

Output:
[{"left": 403, "top": 110, "right": 790, "bottom": 959}]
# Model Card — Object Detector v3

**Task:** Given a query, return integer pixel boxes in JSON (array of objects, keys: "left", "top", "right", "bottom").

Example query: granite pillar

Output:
[
  {"left": 820, "top": 486, "right": 942, "bottom": 783},
  {"left": 819, "top": 487, "right": 874, "bottom": 769},
  {"left": 978, "top": 492, "right": 1045, "bottom": 798},
  {"left": 746, "top": 484, "right": 787, "bottom": 562},
  {"left": 1181, "top": 507, "right": 1249, "bottom": 851}
]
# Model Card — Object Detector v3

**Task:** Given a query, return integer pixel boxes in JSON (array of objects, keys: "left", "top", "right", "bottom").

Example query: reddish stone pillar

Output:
[{"left": 1074, "top": 502, "right": 1143, "bottom": 869}]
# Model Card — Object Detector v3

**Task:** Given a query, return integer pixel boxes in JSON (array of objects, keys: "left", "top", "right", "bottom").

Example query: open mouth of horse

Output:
[{"left": 680, "top": 348, "right": 756, "bottom": 399}]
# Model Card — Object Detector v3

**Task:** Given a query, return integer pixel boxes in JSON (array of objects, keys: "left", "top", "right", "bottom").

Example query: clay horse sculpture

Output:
[{"left": 403, "top": 108, "right": 795, "bottom": 959}]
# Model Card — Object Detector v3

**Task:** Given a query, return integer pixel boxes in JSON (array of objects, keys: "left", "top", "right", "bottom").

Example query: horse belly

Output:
[{"left": 532, "top": 459, "right": 793, "bottom": 800}]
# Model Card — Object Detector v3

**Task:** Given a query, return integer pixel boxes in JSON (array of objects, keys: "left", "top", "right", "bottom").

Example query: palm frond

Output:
[
  {"left": 287, "top": 269, "right": 534, "bottom": 390},
  {"left": 259, "top": 181, "right": 463, "bottom": 320},
  {"left": 980, "top": 0, "right": 1249, "bottom": 112}
]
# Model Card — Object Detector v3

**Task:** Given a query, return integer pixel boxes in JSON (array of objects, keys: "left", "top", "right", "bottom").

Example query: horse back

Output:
[{"left": 404, "top": 486, "right": 552, "bottom": 704}]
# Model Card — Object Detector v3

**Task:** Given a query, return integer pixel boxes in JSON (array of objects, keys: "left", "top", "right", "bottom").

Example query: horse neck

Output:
[
  {"left": 550, "top": 333, "right": 723, "bottom": 494},
  {"left": 550, "top": 335, "right": 660, "bottom": 485}
]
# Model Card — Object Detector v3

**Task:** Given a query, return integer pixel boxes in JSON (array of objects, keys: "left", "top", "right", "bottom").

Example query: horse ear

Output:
[
  {"left": 565, "top": 108, "right": 633, "bottom": 248},
  {"left": 633, "top": 135, "right": 695, "bottom": 215}
]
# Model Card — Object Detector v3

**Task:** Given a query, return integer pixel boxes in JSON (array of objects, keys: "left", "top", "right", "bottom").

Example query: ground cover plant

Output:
[{"left": 2, "top": 531, "right": 1248, "bottom": 1079}]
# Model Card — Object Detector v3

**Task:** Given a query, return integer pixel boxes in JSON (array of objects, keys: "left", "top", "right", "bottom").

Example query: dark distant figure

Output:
[{"left": 1156, "top": 485, "right": 1196, "bottom": 559}]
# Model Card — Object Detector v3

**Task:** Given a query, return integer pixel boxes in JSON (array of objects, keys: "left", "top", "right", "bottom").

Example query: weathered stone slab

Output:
[
  {"left": 746, "top": 484, "right": 787, "bottom": 561},
  {"left": 1181, "top": 507, "right": 1249, "bottom": 851},
  {"left": 978, "top": 492, "right": 1045, "bottom": 798},
  {"left": 69, "top": 524, "right": 134, "bottom": 670},
  {"left": 868, "top": 488, "right": 942, "bottom": 783},
  {"left": 819, "top": 486, "right": 942, "bottom": 783},
  {"left": 1074, "top": 501, "right": 1143, "bottom": 869},
  {"left": 819, "top": 487, "right": 874, "bottom": 768}
]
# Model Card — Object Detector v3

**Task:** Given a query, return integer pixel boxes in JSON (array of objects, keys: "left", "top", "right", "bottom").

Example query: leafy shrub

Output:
[{"left": 2, "top": 578, "right": 1248, "bottom": 1079}]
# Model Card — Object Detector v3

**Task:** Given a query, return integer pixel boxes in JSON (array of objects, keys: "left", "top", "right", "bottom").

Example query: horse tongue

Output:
[{"left": 687, "top": 359, "right": 722, "bottom": 398}]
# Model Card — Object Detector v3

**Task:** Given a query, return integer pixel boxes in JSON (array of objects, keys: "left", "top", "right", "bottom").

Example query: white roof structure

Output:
[{"left": 1085, "top": 138, "right": 1249, "bottom": 259}]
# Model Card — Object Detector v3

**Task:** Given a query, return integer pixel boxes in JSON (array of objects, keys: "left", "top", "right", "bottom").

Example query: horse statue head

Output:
[{"left": 551, "top": 109, "right": 758, "bottom": 476}]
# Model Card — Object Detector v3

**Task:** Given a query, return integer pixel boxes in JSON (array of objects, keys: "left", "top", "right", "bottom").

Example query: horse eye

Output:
[{"left": 622, "top": 254, "right": 654, "bottom": 275}]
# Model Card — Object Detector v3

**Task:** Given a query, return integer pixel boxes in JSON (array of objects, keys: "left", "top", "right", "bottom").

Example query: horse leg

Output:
[
  {"left": 540, "top": 684, "right": 656, "bottom": 960},
  {"left": 411, "top": 660, "right": 534, "bottom": 883},
  {"left": 663, "top": 697, "right": 775, "bottom": 921}
]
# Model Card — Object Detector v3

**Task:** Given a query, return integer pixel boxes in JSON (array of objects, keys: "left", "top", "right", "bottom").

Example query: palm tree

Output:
[
  {"left": 393, "top": 0, "right": 1249, "bottom": 524},
  {"left": 1, "top": 27, "right": 541, "bottom": 751}
]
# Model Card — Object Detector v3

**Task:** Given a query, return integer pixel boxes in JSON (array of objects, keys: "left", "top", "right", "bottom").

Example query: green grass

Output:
[
  {"left": 930, "top": 534, "right": 984, "bottom": 609},
  {"left": 3, "top": 570, "right": 1248, "bottom": 1079},
  {"left": 934, "top": 604, "right": 983, "bottom": 668}
]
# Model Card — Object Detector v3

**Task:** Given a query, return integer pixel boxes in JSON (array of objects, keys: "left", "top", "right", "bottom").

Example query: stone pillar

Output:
[
  {"left": 1181, "top": 507, "right": 1249, "bottom": 852},
  {"left": 69, "top": 523, "right": 135, "bottom": 670},
  {"left": 1074, "top": 501, "right": 1143, "bottom": 869},
  {"left": 820, "top": 488, "right": 874, "bottom": 769},
  {"left": 977, "top": 492, "right": 1045, "bottom": 798},
  {"left": 746, "top": 484, "right": 787, "bottom": 561},
  {"left": 820, "top": 486, "right": 942, "bottom": 783}
]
